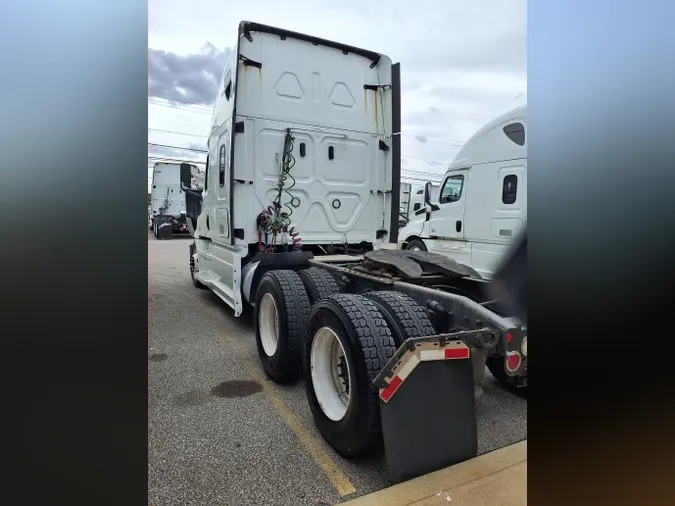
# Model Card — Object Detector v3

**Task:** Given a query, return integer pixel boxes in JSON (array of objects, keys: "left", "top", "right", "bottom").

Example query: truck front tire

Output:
[
  {"left": 254, "top": 270, "right": 311, "bottom": 383},
  {"left": 405, "top": 238, "right": 427, "bottom": 252},
  {"left": 304, "top": 294, "right": 397, "bottom": 457}
]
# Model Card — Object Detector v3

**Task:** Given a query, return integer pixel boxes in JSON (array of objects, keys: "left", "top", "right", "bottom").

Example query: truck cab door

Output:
[{"left": 426, "top": 169, "right": 470, "bottom": 263}]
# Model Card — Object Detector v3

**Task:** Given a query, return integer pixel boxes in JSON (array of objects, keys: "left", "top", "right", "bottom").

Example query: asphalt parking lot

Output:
[{"left": 149, "top": 233, "right": 527, "bottom": 506}]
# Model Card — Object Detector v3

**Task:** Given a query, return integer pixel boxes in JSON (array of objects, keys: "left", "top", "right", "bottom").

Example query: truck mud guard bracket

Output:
[
  {"left": 392, "top": 281, "right": 526, "bottom": 364},
  {"left": 373, "top": 334, "right": 484, "bottom": 484}
]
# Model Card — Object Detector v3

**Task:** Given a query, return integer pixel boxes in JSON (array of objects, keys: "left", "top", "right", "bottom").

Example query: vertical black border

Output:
[
  {"left": 529, "top": 1, "right": 675, "bottom": 504},
  {"left": 1, "top": 2, "right": 149, "bottom": 505}
]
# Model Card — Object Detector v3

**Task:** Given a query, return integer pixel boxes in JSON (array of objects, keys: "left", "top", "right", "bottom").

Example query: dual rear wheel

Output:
[{"left": 253, "top": 268, "right": 437, "bottom": 456}]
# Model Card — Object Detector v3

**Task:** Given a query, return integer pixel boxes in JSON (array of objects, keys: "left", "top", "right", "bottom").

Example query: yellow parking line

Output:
[
  {"left": 219, "top": 328, "right": 356, "bottom": 497},
  {"left": 242, "top": 362, "right": 357, "bottom": 497}
]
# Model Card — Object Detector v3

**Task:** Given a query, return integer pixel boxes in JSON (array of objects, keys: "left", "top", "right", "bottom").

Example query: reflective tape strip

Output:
[
  {"left": 379, "top": 341, "right": 471, "bottom": 403},
  {"left": 397, "top": 353, "right": 420, "bottom": 382},
  {"left": 445, "top": 347, "right": 470, "bottom": 359},
  {"left": 380, "top": 375, "right": 403, "bottom": 402},
  {"left": 419, "top": 347, "right": 470, "bottom": 361},
  {"left": 420, "top": 349, "right": 445, "bottom": 361}
]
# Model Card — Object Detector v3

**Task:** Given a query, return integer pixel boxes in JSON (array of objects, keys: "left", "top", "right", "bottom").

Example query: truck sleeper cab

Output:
[
  {"left": 184, "top": 21, "right": 399, "bottom": 316},
  {"left": 399, "top": 105, "right": 527, "bottom": 279}
]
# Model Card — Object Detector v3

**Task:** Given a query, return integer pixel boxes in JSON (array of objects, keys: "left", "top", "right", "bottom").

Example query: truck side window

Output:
[
  {"left": 502, "top": 174, "right": 518, "bottom": 204},
  {"left": 439, "top": 175, "right": 464, "bottom": 204},
  {"left": 222, "top": 69, "right": 232, "bottom": 101},
  {"left": 219, "top": 145, "right": 226, "bottom": 187},
  {"left": 503, "top": 122, "right": 525, "bottom": 146},
  {"left": 204, "top": 155, "right": 209, "bottom": 191}
]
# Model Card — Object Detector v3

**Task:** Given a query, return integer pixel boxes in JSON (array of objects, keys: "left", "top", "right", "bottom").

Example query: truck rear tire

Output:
[
  {"left": 364, "top": 291, "right": 436, "bottom": 347},
  {"left": 254, "top": 270, "right": 311, "bottom": 383},
  {"left": 405, "top": 238, "right": 427, "bottom": 251},
  {"left": 304, "top": 294, "right": 397, "bottom": 457},
  {"left": 298, "top": 267, "right": 339, "bottom": 305},
  {"left": 486, "top": 354, "right": 527, "bottom": 398}
]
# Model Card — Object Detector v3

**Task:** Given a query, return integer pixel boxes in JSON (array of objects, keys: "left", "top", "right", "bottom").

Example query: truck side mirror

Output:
[
  {"left": 422, "top": 182, "right": 439, "bottom": 218},
  {"left": 423, "top": 182, "right": 432, "bottom": 205},
  {"left": 180, "top": 163, "right": 193, "bottom": 191}
]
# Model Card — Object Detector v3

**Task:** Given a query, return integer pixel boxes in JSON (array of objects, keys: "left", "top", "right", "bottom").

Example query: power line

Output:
[
  {"left": 148, "top": 127, "right": 208, "bottom": 138},
  {"left": 148, "top": 99, "right": 212, "bottom": 115},
  {"left": 399, "top": 133, "right": 464, "bottom": 146},
  {"left": 148, "top": 142, "right": 208, "bottom": 154},
  {"left": 402, "top": 154, "right": 450, "bottom": 166},
  {"left": 402, "top": 169, "right": 445, "bottom": 178},
  {"left": 148, "top": 97, "right": 212, "bottom": 110},
  {"left": 149, "top": 156, "right": 206, "bottom": 165},
  {"left": 148, "top": 95, "right": 213, "bottom": 109},
  {"left": 402, "top": 171, "right": 446, "bottom": 180}
]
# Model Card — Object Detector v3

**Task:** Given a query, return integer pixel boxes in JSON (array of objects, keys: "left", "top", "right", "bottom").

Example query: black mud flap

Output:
[{"left": 373, "top": 336, "right": 478, "bottom": 485}]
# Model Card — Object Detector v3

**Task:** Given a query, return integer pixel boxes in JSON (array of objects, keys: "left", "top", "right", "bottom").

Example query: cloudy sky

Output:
[{"left": 148, "top": 0, "right": 526, "bottom": 190}]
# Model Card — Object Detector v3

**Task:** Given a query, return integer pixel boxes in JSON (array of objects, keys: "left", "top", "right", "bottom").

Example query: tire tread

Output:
[
  {"left": 365, "top": 291, "right": 436, "bottom": 344},
  {"left": 262, "top": 270, "right": 311, "bottom": 381},
  {"left": 327, "top": 293, "right": 397, "bottom": 454},
  {"left": 298, "top": 267, "right": 340, "bottom": 304}
]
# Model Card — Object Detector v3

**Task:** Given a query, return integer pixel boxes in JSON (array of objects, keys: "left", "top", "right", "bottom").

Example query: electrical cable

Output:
[
  {"left": 273, "top": 129, "right": 300, "bottom": 223},
  {"left": 256, "top": 128, "right": 302, "bottom": 252}
]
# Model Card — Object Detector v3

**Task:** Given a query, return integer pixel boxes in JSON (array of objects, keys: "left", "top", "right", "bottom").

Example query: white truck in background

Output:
[
  {"left": 150, "top": 162, "right": 201, "bottom": 239},
  {"left": 399, "top": 182, "right": 412, "bottom": 226},
  {"left": 399, "top": 105, "right": 527, "bottom": 279},
  {"left": 398, "top": 182, "right": 440, "bottom": 227},
  {"left": 180, "top": 21, "right": 527, "bottom": 485}
]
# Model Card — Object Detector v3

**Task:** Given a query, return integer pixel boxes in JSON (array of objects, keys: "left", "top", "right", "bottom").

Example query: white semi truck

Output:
[
  {"left": 399, "top": 105, "right": 527, "bottom": 280},
  {"left": 150, "top": 162, "right": 202, "bottom": 239},
  {"left": 180, "top": 21, "right": 527, "bottom": 484},
  {"left": 398, "top": 182, "right": 440, "bottom": 227}
]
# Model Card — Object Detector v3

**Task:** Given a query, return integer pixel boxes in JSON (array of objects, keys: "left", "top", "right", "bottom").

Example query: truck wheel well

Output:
[{"left": 247, "top": 251, "right": 314, "bottom": 304}]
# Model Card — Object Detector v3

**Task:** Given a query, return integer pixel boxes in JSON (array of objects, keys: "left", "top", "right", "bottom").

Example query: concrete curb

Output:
[{"left": 340, "top": 440, "right": 527, "bottom": 506}]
